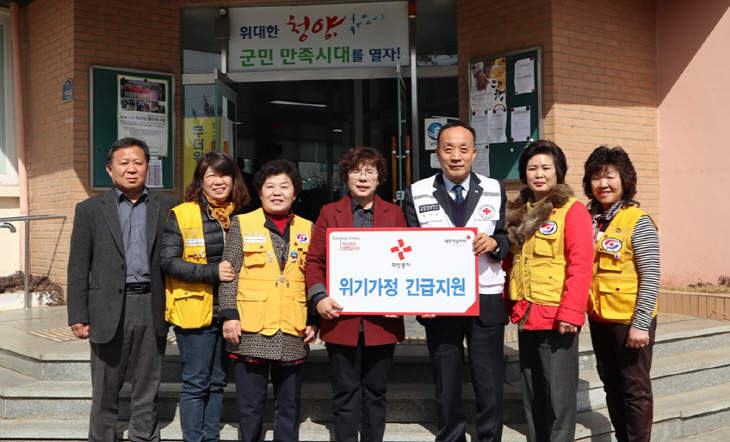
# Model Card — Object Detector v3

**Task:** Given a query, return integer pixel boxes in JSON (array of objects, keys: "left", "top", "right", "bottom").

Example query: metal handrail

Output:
[{"left": 0, "top": 214, "right": 67, "bottom": 309}]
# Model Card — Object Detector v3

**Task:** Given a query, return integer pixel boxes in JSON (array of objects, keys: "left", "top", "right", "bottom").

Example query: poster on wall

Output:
[
  {"left": 228, "top": 2, "right": 409, "bottom": 71},
  {"left": 470, "top": 57, "right": 507, "bottom": 114},
  {"left": 183, "top": 117, "right": 215, "bottom": 185},
  {"left": 117, "top": 75, "right": 169, "bottom": 157}
]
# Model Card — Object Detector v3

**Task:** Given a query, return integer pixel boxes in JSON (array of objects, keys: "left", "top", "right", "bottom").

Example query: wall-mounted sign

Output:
[
  {"left": 228, "top": 1, "right": 409, "bottom": 72},
  {"left": 424, "top": 117, "right": 449, "bottom": 151},
  {"left": 62, "top": 79, "right": 73, "bottom": 102}
]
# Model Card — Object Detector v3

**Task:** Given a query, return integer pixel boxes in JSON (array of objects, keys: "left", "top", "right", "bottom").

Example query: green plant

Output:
[{"left": 0, "top": 271, "right": 65, "bottom": 306}]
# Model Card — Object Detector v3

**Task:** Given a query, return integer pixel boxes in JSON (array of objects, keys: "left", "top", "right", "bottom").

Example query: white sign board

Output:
[
  {"left": 327, "top": 228, "right": 479, "bottom": 315},
  {"left": 228, "top": 2, "right": 409, "bottom": 72}
]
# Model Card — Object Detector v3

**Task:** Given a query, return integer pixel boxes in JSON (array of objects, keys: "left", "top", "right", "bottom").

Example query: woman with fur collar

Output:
[{"left": 504, "top": 140, "right": 593, "bottom": 442}]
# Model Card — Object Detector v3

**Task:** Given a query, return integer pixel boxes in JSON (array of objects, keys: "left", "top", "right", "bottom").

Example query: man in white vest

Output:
[{"left": 404, "top": 120, "right": 509, "bottom": 442}]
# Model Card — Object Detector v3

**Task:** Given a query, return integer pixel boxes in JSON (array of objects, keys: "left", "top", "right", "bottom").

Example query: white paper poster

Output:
[
  {"left": 471, "top": 110, "right": 489, "bottom": 145},
  {"left": 472, "top": 144, "right": 489, "bottom": 177},
  {"left": 146, "top": 157, "right": 163, "bottom": 188},
  {"left": 511, "top": 106, "right": 532, "bottom": 142},
  {"left": 514, "top": 57, "right": 535, "bottom": 95},
  {"left": 117, "top": 75, "right": 169, "bottom": 157},
  {"left": 487, "top": 108, "right": 508, "bottom": 144}
]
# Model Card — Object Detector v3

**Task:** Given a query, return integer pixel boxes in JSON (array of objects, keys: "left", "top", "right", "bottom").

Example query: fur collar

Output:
[{"left": 506, "top": 184, "right": 575, "bottom": 247}]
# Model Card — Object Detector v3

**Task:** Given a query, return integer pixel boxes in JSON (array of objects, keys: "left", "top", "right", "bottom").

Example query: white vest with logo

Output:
[{"left": 410, "top": 173, "right": 505, "bottom": 293}]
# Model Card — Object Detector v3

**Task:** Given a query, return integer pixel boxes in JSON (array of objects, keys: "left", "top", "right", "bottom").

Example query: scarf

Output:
[
  {"left": 591, "top": 199, "right": 623, "bottom": 242},
  {"left": 204, "top": 194, "right": 234, "bottom": 230}
]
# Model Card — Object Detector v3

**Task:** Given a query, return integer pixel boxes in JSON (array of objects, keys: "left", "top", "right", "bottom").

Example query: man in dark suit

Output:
[
  {"left": 67, "top": 137, "right": 178, "bottom": 442},
  {"left": 404, "top": 121, "right": 510, "bottom": 442}
]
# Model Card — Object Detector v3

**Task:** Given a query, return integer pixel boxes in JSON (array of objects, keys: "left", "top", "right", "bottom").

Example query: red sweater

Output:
[{"left": 505, "top": 201, "right": 593, "bottom": 330}]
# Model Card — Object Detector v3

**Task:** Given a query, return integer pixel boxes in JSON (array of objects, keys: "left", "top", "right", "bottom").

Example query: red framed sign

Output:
[{"left": 326, "top": 227, "right": 479, "bottom": 316}]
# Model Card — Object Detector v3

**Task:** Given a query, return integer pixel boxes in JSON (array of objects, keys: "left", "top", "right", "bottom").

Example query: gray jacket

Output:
[{"left": 67, "top": 188, "right": 179, "bottom": 344}]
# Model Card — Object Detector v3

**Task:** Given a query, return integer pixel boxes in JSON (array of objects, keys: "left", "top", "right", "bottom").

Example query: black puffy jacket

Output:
[{"left": 160, "top": 199, "right": 228, "bottom": 302}]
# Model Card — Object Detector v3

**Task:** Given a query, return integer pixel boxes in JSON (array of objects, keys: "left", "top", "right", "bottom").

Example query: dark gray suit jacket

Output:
[{"left": 67, "top": 188, "right": 179, "bottom": 344}]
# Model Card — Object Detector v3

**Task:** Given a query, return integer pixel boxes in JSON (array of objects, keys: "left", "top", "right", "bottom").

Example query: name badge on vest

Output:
[
  {"left": 419, "top": 203, "right": 440, "bottom": 214},
  {"left": 185, "top": 238, "right": 204, "bottom": 247},
  {"left": 244, "top": 236, "right": 266, "bottom": 244}
]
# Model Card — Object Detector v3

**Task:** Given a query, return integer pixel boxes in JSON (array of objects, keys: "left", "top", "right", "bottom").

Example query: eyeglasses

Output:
[{"left": 348, "top": 169, "right": 378, "bottom": 179}]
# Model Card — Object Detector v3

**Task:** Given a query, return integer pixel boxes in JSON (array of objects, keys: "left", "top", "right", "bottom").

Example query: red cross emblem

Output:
[{"left": 390, "top": 239, "right": 412, "bottom": 261}]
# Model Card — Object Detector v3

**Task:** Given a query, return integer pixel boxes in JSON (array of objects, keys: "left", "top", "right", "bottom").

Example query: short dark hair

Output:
[
  {"left": 184, "top": 152, "right": 250, "bottom": 211},
  {"left": 253, "top": 159, "right": 303, "bottom": 196},
  {"left": 105, "top": 137, "right": 150, "bottom": 167},
  {"left": 583, "top": 145, "right": 639, "bottom": 211},
  {"left": 338, "top": 146, "right": 388, "bottom": 184},
  {"left": 436, "top": 120, "right": 476, "bottom": 147},
  {"left": 518, "top": 139, "right": 568, "bottom": 185}
]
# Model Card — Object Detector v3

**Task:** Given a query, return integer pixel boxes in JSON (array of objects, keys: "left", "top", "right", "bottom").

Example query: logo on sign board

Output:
[
  {"left": 296, "top": 233, "right": 309, "bottom": 244},
  {"left": 427, "top": 122, "right": 443, "bottom": 141},
  {"left": 601, "top": 237, "right": 622, "bottom": 253},
  {"left": 538, "top": 221, "right": 558, "bottom": 235},
  {"left": 390, "top": 239, "right": 412, "bottom": 261},
  {"left": 478, "top": 204, "right": 496, "bottom": 220}
]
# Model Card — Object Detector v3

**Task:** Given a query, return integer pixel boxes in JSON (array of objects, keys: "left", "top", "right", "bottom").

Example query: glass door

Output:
[{"left": 214, "top": 69, "right": 237, "bottom": 156}]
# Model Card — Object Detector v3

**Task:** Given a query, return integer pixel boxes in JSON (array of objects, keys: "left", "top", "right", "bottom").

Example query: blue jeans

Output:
[{"left": 175, "top": 323, "right": 228, "bottom": 442}]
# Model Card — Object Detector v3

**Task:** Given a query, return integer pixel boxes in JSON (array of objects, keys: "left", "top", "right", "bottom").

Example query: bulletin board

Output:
[
  {"left": 468, "top": 47, "right": 542, "bottom": 180},
  {"left": 90, "top": 66, "right": 175, "bottom": 189}
]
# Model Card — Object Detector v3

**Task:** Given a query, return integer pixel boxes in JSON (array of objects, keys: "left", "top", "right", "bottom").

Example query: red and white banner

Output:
[{"left": 326, "top": 228, "right": 479, "bottom": 315}]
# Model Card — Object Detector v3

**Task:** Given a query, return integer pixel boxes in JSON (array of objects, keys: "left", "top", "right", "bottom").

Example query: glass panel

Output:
[
  {"left": 0, "top": 23, "right": 5, "bottom": 176},
  {"left": 215, "top": 72, "right": 237, "bottom": 156},
  {"left": 182, "top": 8, "right": 221, "bottom": 74},
  {"left": 182, "top": 84, "right": 216, "bottom": 187},
  {"left": 416, "top": 0, "right": 457, "bottom": 66}
]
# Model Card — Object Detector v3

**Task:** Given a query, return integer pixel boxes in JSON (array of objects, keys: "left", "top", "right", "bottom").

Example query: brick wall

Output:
[
  {"left": 458, "top": 0, "right": 659, "bottom": 221},
  {"left": 20, "top": 0, "right": 183, "bottom": 287},
  {"left": 21, "top": 0, "right": 75, "bottom": 284}
]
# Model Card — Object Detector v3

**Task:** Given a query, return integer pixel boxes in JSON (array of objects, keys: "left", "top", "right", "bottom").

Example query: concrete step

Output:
[
  {"left": 574, "top": 344, "right": 730, "bottom": 413},
  {"left": 4, "top": 378, "right": 730, "bottom": 442},
  {"left": 665, "top": 426, "right": 730, "bottom": 442},
  {"left": 6, "top": 343, "right": 730, "bottom": 423},
  {"left": 0, "top": 420, "right": 532, "bottom": 442}
]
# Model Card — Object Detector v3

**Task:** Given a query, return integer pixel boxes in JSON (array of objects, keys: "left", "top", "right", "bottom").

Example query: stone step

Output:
[
  {"left": 574, "top": 344, "right": 730, "bottom": 413},
  {"left": 2, "top": 311, "right": 726, "bottom": 383},
  {"left": 3, "top": 380, "right": 730, "bottom": 442},
  {"left": 665, "top": 426, "right": 730, "bottom": 442},
  {"left": 6, "top": 343, "right": 730, "bottom": 422}
]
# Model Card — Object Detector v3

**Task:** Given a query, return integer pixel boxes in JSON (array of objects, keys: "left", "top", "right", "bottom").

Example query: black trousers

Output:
[
  {"left": 234, "top": 360, "right": 304, "bottom": 442},
  {"left": 423, "top": 315, "right": 505, "bottom": 442},
  {"left": 88, "top": 293, "right": 166, "bottom": 442},
  {"left": 326, "top": 336, "right": 396, "bottom": 442},
  {"left": 518, "top": 329, "right": 579, "bottom": 442},
  {"left": 589, "top": 317, "right": 657, "bottom": 442}
]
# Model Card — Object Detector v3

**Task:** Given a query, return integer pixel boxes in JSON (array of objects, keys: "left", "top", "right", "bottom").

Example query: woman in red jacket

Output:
[
  {"left": 504, "top": 140, "right": 593, "bottom": 442},
  {"left": 305, "top": 146, "right": 406, "bottom": 442}
]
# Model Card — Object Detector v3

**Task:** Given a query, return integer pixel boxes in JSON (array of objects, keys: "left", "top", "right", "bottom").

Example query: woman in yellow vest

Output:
[
  {"left": 583, "top": 146, "right": 660, "bottom": 442},
  {"left": 504, "top": 140, "right": 594, "bottom": 442},
  {"left": 219, "top": 159, "right": 318, "bottom": 442},
  {"left": 161, "top": 151, "right": 250, "bottom": 442}
]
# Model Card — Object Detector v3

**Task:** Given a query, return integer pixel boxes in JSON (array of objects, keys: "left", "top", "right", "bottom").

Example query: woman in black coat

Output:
[{"left": 161, "top": 152, "right": 249, "bottom": 442}]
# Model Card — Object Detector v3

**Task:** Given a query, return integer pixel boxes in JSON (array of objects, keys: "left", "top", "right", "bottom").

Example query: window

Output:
[{"left": 0, "top": 10, "right": 17, "bottom": 184}]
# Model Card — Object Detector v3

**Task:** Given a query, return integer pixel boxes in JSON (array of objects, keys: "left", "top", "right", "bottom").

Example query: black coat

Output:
[
  {"left": 67, "top": 189, "right": 179, "bottom": 344},
  {"left": 160, "top": 200, "right": 228, "bottom": 286}
]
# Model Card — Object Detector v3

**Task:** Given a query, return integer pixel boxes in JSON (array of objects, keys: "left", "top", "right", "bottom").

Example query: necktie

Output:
[{"left": 453, "top": 184, "right": 465, "bottom": 203}]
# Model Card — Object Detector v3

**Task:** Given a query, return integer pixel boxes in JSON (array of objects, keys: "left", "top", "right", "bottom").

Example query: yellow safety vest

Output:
[
  {"left": 508, "top": 198, "right": 577, "bottom": 306},
  {"left": 588, "top": 206, "right": 658, "bottom": 323},
  {"left": 165, "top": 202, "right": 214, "bottom": 329},
  {"left": 236, "top": 208, "right": 312, "bottom": 337}
]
